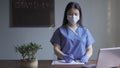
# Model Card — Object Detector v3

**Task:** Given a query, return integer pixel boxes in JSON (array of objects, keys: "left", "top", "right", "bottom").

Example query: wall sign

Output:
[{"left": 10, "top": 0, "right": 54, "bottom": 27}]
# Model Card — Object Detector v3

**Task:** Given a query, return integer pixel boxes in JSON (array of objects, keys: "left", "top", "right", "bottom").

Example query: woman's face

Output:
[
  {"left": 67, "top": 8, "right": 80, "bottom": 16},
  {"left": 67, "top": 8, "right": 80, "bottom": 25}
]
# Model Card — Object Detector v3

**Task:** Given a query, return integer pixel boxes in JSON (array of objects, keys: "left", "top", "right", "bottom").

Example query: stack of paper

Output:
[{"left": 52, "top": 60, "right": 84, "bottom": 65}]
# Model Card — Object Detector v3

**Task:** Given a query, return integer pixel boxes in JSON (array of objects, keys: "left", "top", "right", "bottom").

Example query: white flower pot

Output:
[{"left": 20, "top": 59, "right": 38, "bottom": 68}]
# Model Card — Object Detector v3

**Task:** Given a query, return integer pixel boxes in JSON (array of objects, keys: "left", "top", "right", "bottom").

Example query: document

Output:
[{"left": 52, "top": 60, "right": 84, "bottom": 65}]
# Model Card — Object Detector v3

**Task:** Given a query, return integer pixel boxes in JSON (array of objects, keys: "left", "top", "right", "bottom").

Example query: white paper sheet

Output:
[{"left": 52, "top": 60, "right": 84, "bottom": 65}]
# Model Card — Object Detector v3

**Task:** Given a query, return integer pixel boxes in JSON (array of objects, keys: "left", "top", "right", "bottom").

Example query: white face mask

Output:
[{"left": 67, "top": 15, "right": 80, "bottom": 25}]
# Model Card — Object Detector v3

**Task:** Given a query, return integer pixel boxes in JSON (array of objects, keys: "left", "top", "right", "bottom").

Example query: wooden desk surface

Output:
[{"left": 0, "top": 60, "right": 96, "bottom": 68}]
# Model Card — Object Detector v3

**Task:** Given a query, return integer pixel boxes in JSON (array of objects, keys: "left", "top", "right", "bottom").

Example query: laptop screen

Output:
[{"left": 96, "top": 47, "right": 120, "bottom": 68}]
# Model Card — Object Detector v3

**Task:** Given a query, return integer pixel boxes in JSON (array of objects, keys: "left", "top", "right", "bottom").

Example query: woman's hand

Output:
[
  {"left": 62, "top": 54, "right": 74, "bottom": 63},
  {"left": 80, "top": 55, "right": 89, "bottom": 63},
  {"left": 80, "top": 45, "right": 93, "bottom": 63}
]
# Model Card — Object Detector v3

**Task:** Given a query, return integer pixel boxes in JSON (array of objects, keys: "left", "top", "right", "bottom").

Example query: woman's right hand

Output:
[{"left": 62, "top": 54, "right": 74, "bottom": 63}]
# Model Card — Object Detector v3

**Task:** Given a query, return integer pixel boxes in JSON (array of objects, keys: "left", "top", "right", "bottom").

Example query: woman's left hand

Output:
[{"left": 80, "top": 55, "right": 89, "bottom": 63}]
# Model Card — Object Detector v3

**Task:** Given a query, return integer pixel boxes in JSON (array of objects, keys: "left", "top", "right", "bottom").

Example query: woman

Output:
[{"left": 50, "top": 2, "right": 95, "bottom": 63}]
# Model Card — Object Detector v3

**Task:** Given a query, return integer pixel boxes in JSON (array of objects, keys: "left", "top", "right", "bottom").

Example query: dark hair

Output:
[{"left": 62, "top": 2, "right": 83, "bottom": 26}]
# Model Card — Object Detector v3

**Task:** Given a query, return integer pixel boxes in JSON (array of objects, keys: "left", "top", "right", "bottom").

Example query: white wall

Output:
[
  {"left": 115, "top": 0, "right": 120, "bottom": 46},
  {"left": 0, "top": 0, "right": 120, "bottom": 60}
]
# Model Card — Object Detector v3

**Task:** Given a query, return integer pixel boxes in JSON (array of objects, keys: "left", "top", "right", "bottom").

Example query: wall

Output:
[
  {"left": 0, "top": 0, "right": 119, "bottom": 60},
  {"left": 115, "top": 0, "right": 120, "bottom": 46}
]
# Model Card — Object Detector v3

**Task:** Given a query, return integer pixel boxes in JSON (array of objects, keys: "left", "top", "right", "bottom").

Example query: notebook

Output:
[{"left": 52, "top": 60, "right": 84, "bottom": 65}]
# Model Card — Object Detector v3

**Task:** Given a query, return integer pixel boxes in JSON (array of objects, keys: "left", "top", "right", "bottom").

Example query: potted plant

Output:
[{"left": 15, "top": 42, "right": 42, "bottom": 68}]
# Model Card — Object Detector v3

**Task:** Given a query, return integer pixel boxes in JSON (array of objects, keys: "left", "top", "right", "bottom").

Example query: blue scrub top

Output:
[{"left": 50, "top": 25, "right": 95, "bottom": 60}]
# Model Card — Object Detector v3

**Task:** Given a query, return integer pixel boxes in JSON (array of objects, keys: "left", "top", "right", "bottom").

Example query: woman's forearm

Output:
[
  {"left": 54, "top": 44, "right": 64, "bottom": 59},
  {"left": 85, "top": 45, "right": 93, "bottom": 58}
]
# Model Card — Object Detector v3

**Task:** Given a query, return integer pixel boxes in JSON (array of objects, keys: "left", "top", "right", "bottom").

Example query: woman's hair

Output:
[{"left": 62, "top": 2, "right": 83, "bottom": 26}]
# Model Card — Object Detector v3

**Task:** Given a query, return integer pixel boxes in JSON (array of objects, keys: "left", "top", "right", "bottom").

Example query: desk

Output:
[{"left": 0, "top": 60, "right": 96, "bottom": 68}]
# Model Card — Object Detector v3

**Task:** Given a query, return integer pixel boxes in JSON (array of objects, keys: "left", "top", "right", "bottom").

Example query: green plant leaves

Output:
[{"left": 15, "top": 42, "right": 42, "bottom": 60}]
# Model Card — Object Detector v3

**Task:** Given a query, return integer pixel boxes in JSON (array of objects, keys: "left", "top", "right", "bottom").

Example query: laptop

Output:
[
  {"left": 96, "top": 47, "right": 120, "bottom": 68},
  {"left": 82, "top": 47, "right": 120, "bottom": 68}
]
